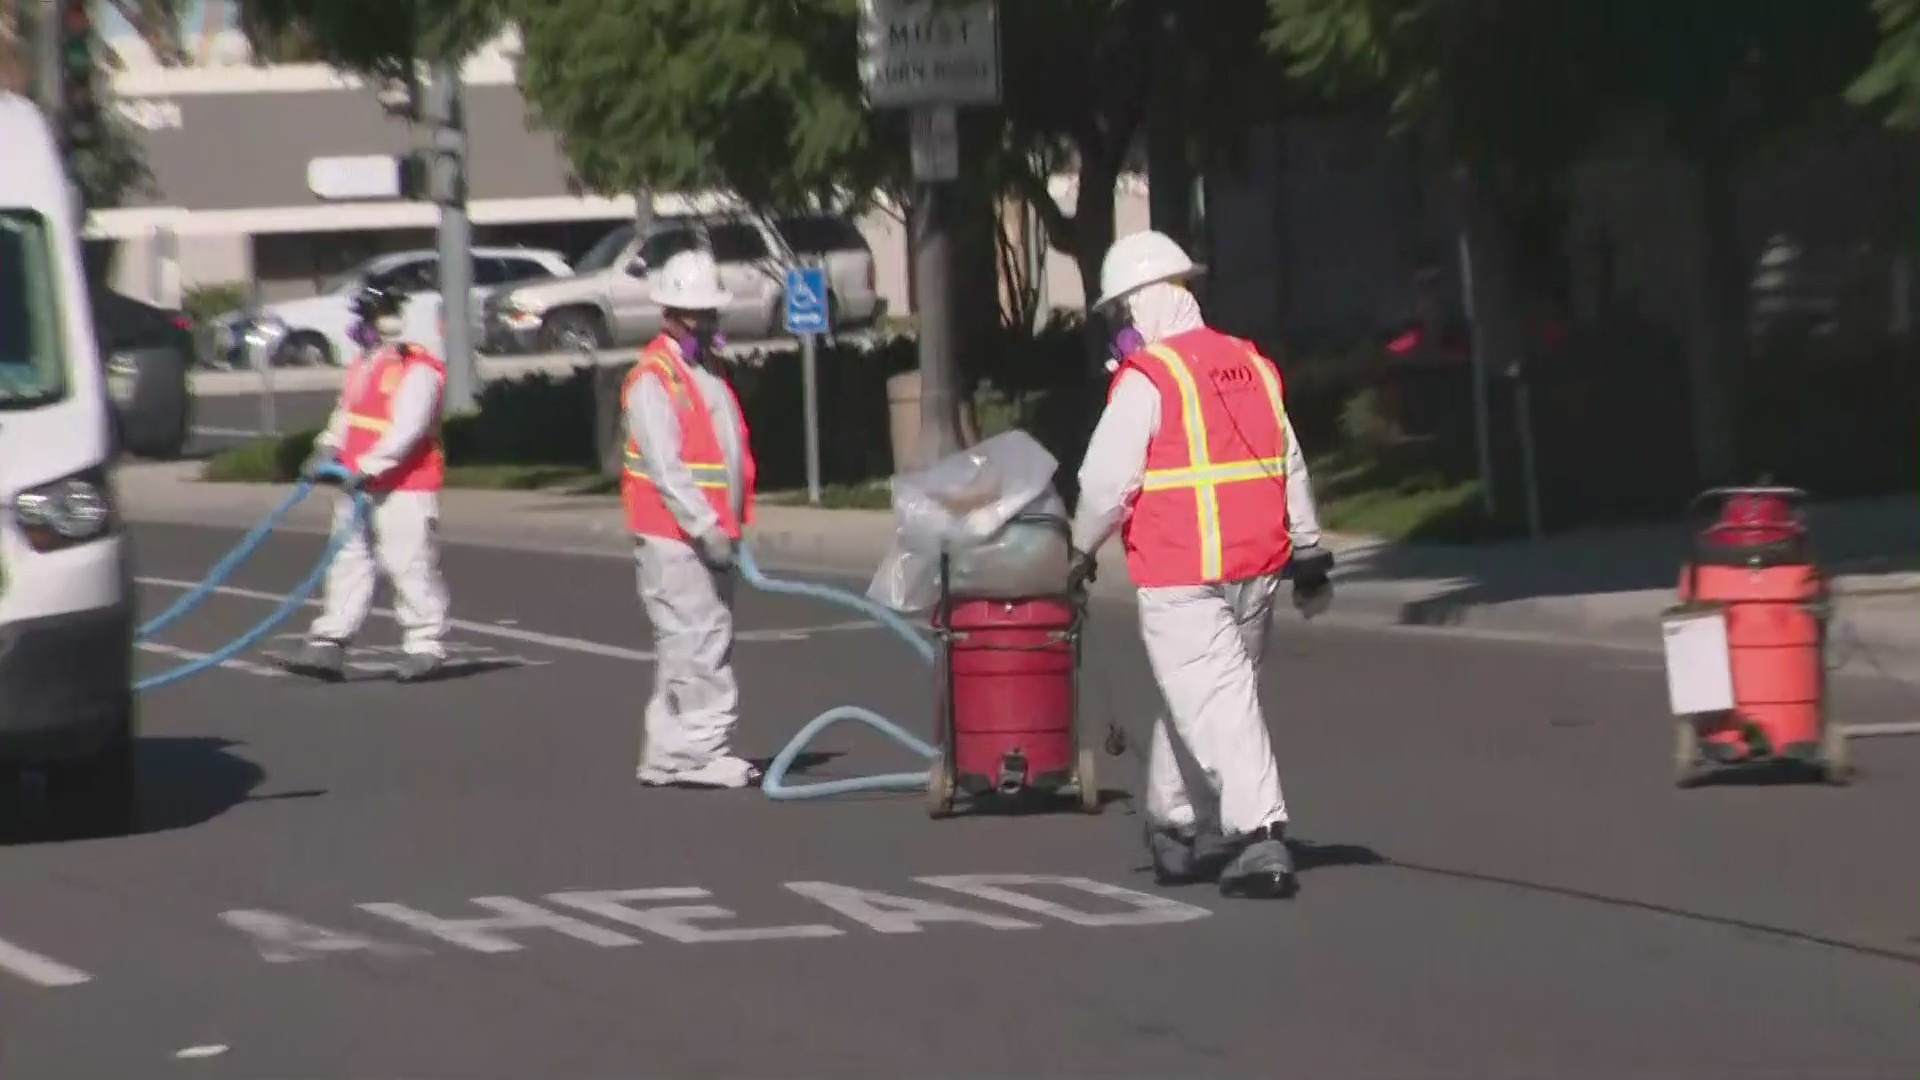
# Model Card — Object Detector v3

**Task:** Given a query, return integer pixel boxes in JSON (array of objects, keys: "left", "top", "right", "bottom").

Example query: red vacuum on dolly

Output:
[
  {"left": 1666, "top": 486, "right": 1849, "bottom": 787},
  {"left": 924, "top": 514, "right": 1103, "bottom": 818}
]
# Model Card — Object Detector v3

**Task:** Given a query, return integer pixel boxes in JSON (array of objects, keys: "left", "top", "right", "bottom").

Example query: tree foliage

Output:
[{"left": 1849, "top": 0, "right": 1920, "bottom": 127}]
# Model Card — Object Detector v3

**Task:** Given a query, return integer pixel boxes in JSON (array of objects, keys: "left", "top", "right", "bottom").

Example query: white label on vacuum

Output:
[{"left": 1662, "top": 611, "right": 1736, "bottom": 715}]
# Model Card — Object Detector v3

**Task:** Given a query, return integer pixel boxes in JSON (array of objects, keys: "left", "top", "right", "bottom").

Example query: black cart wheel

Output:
[
  {"left": 1673, "top": 719, "right": 1704, "bottom": 789},
  {"left": 925, "top": 753, "right": 955, "bottom": 818},
  {"left": 1074, "top": 744, "right": 1101, "bottom": 813},
  {"left": 1819, "top": 720, "right": 1852, "bottom": 786}
]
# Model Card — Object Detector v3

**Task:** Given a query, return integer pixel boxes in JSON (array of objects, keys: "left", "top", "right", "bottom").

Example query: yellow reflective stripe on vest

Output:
[
  {"left": 622, "top": 443, "right": 730, "bottom": 490},
  {"left": 346, "top": 412, "right": 389, "bottom": 433},
  {"left": 1143, "top": 344, "right": 1223, "bottom": 580},
  {"left": 1141, "top": 457, "right": 1287, "bottom": 491}
]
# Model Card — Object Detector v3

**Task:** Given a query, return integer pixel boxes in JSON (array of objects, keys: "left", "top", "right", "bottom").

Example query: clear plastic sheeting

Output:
[{"left": 868, "top": 430, "right": 1076, "bottom": 613}]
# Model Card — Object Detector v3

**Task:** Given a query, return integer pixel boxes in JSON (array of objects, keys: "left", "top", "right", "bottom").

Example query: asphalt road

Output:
[{"left": 3, "top": 522, "right": 1916, "bottom": 1077}]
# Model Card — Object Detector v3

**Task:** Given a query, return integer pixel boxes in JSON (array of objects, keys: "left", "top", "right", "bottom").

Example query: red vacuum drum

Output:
[
  {"left": 1670, "top": 486, "right": 1847, "bottom": 786},
  {"left": 925, "top": 517, "right": 1101, "bottom": 817}
]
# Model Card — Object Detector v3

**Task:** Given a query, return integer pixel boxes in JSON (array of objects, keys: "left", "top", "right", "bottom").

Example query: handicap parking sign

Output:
[{"left": 784, "top": 266, "right": 829, "bottom": 336}]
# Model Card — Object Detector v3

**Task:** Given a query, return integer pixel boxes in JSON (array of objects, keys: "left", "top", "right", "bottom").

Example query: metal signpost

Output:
[
  {"left": 785, "top": 264, "right": 831, "bottom": 505},
  {"left": 858, "top": 0, "right": 1000, "bottom": 468}
]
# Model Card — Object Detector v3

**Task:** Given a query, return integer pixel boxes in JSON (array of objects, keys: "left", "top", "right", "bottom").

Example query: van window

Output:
[
  {"left": 774, "top": 215, "right": 868, "bottom": 255},
  {"left": 0, "top": 210, "right": 70, "bottom": 408}
]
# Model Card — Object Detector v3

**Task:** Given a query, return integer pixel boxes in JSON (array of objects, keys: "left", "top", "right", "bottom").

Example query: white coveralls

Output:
[
  {"left": 307, "top": 355, "right": 451, "bottom": 658},
  {"left": 1070, "top": 284, "right": 1324, "bottom": 839},
  {"left": 624, "top": 359, "right": 751, "bottom": 776}
]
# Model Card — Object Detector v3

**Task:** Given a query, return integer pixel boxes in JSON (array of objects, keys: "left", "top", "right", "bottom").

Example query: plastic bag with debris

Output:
[{"left": 866, "top": 430, "right": 1075, "bottom": 613}]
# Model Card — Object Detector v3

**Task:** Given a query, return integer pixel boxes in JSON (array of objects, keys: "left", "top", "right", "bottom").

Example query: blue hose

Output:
[
  {"left": 133, "top": 464, "right": 370, "bottom": 693},
  {"left": 736, "top": 545, "right": 941, "bottom": 800}
]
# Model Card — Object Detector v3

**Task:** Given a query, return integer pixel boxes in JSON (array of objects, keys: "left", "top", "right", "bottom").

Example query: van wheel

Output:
[{"left": 46, "top": 704, "right": 138, "bottom": 839}]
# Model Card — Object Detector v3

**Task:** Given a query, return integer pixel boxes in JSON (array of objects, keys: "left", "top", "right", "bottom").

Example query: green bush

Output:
[
  {"left": 181, "top": 282, "right": 250, "bottom": 326},
  {"left": 201, "top": 427, "right": 321, "bottom": 483}
]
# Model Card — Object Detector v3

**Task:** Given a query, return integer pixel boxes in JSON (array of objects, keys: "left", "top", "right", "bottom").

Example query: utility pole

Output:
[
  {"left": 860, "top": 0, "right": 999, "bottom": 470},
  {"left": 33, "top": 0, "right": 59, "bottom": 113},
  {"left": 427, "top": 61, "right": 476, "bottom": 416},
  {"left": 909, "top": 108, "right": 964, "bottom": 466}
]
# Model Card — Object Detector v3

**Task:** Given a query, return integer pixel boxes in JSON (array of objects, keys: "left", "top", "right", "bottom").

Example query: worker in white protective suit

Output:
[
  {"left": 289, "top": 280, "right": 452, "bottom": 683},
  {"left": 620, "top": 249, "right": 763, "bottom": 789},
  {"left": 1069, "top": 230, "right": 1335, "bottom": 900}
]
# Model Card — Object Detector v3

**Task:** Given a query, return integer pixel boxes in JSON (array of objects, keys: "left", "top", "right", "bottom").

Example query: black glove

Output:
[
  {"left": 1068, "top": 553, "right": 1098, "bottom": 593},
  {"left": 1289, "top": 545, "right": 1334, "bottom": 618}
]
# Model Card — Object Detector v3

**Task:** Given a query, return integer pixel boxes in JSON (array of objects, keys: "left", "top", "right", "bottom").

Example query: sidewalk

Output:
[{"left": 117, "top": 461, "right": 1919, "bottom": 678}]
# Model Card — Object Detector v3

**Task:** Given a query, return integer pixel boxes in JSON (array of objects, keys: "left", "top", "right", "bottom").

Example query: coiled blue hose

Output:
[
  {"left": 737, "top": 545, "right": 941, "bottom": 800},
  {"left": 133, "top": 464, "right": 369, "bottom": 693}
]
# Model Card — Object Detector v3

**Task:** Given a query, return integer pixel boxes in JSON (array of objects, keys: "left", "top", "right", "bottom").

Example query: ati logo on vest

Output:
[{"left": 1209, "top": 365, "right": 1256, "bottom": 389}]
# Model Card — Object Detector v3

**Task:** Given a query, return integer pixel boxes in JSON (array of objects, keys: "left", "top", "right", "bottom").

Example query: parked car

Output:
[
  {"left": 210, "top": 246, "right": 573, "bottom": 368},
  {"left": 93, "top": 287, "right": 194, "bottom": 460},
  {"left": 483, "top": 211, "right": 881, "bottom": 354},
  {"left": 771, "top": 213, "right": 883, "bottom": 328}
]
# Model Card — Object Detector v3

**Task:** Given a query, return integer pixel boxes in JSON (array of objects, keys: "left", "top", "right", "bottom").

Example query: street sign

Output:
[
  {"left": 858, "top": 0, "right": 1001, "bottom": 109},
  {"left": 307, "top": 155, "right": 405, "bottom": 201},
  {"left": 784, "top": 266, "right": 830, "bottom": 336}
]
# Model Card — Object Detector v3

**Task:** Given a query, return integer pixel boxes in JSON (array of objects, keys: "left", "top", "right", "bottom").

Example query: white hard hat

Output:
[
  {"left": 1093, "top": 229, "right": 1203, "bottom": 311},
  {"left": 650, "top": 249, "right": 733, "bottom": 311}
]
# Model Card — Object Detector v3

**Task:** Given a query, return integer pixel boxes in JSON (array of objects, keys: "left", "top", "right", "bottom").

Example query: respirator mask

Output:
[
  {"left": 1103, "top": 303, "right": 1144, "bottom": 373},
  {"left": 671, "top": 314, "right": 726, "bottom": 363}
]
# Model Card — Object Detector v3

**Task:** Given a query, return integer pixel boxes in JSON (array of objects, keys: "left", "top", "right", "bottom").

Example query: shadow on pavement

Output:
[
  {"left": 1336, "top": 495, "right": 1918, "bottom": 627},
  {"left": 0, "top": 736, "right": 315, "bottom": 846}
]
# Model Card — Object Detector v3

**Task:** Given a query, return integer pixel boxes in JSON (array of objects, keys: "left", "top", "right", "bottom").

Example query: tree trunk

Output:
[{"left": 1679, "top": 148, "right": 1743, "bottom": 484}]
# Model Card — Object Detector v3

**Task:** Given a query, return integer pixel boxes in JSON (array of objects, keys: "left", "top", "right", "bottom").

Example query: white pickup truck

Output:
[{"left": 482, "top": 213, "right": 882, "bottom": 353}]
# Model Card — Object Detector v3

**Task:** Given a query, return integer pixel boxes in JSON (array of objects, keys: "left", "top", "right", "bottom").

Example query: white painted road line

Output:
[
  {"left": 0, "top": 936, "right": 92, "bottom": 987},
  {"left": 1842, "top": 722, "right": 1920, "bottom": 739},
  {"left": 137, "top": 641, "right": 289, "bottom": 679},
  {"left": 138, "top": 576, "right": 659, "bottom": 662},
  {"left": 136, "top": 576, "right": 885, "bottom": 662},
  {"left": 190, "top": 426, "right": 267, "bottom": 439}
]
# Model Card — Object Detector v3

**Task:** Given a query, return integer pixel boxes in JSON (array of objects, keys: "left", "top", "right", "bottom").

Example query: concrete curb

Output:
[{"left": 115, "top": 461, "right": 1920, "bottom": 678}]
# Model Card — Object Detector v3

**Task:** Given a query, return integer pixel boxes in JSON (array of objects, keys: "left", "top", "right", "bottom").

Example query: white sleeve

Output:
[
  {"left": 351, "top": 366, "right": 441, "bottom": 477},
  {"left": 1283, "top": 414, "right": 1324, "bottom": 549},
  {"left": 1070, "top": 370, "right": 1158, "bottom": 557},
  {"left": 626, "top": 373, "right": 721, "bottom": 538}
]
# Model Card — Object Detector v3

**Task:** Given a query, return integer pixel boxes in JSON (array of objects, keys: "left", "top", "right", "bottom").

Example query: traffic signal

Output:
[{"left": 58, "top": 0, "right": 100, "bottom": 150}]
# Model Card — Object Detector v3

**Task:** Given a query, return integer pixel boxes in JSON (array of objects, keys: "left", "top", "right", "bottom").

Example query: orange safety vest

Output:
[
  {"left": 621, "top": 336, "right": 757, "bottom": 541},
  {"left": 1113, "top": 327, "right": 1292, "bottom": 587},
  {"left": 338, "top": 342, "right": 447, "bottom": 493}
]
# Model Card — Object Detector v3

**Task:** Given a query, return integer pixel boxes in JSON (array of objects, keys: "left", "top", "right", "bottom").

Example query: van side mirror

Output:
[{"left": 625, "top": 257, "right": 648, "bottom": 278}]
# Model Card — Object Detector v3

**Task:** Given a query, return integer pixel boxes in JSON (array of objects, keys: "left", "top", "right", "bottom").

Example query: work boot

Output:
[
  {"left": 393, "top": 652, "right": 444, "bottom": 683},
  {"left": 284, "top": 639, "right": 346, "bottom": 681},
  {"left": 1146, "top": 824, "right": 1239, "bottom": 885},
  {"left": 637, "top": 754, "right": 762, "bottom": 790},
  {"left": 1217, "top": 823, "right": 1298, "bottom": 900}
]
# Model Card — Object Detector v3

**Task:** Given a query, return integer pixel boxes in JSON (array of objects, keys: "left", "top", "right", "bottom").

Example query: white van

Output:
[{"left": 0, "top": 94, "right": 137, "bottom": 837}]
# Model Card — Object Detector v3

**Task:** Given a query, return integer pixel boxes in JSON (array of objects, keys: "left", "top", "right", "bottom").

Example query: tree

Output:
[
  {"left": 103, "top": 0, "right": 188, "bottom": 65},
  {"left": 1268, "top": 0, "right": 1877, "bottom": 484},
  {"left": 243, "top": 0, "right": 1282, "bottom": 323},
  {"left": 3, "top": 0, "right": 153, "bottom": 208},
  {"left": 1849, "top": 0, "right": 1920, "bottom": 127}
]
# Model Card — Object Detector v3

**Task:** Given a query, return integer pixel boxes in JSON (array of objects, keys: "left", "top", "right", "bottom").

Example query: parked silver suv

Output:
[{"left": 482, "top": 212, "right": 881, "bottom": 353}]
